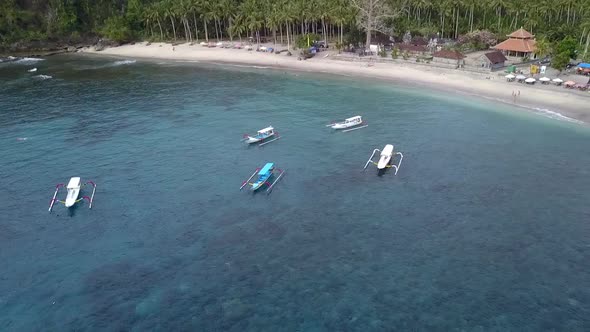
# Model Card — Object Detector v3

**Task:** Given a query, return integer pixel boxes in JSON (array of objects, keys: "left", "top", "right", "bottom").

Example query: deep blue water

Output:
[{"left": 1, "top": 55, "right": 590, "bottom": 331}]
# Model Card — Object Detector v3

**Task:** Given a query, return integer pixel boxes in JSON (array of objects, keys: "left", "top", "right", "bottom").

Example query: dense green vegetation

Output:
[{"left": 1, "top": 0, "right": 590, "bottom": 64}]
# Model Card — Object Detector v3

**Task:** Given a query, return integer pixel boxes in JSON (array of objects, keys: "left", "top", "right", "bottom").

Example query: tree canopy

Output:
[{"left": 1, "top": 0, "right": 590, "bottom": 58}]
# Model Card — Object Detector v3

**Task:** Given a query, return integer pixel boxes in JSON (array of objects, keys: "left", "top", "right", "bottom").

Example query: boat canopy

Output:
[
  {"left": 67, "top": 177, "right": 81, "bottom": 189},
  {"left": 258, "top": 163, "right": 274, "bottom": 175},
  {"left": 257, "top": 126, "right": 274, "bottom": 134},
  {"left": 578, "top": 63, "right": 590, "bottom": 69},
  {"left": 345, "top": 116, "right": 361, "bottom": 122}
]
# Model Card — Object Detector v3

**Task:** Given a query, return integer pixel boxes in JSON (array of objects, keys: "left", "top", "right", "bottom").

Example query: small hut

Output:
[
  {"left": 480, "top": 51, "right": 508, "bottom": 70},
  {"left": 433, "top": 50, "right": 465, "bottom": 66}
]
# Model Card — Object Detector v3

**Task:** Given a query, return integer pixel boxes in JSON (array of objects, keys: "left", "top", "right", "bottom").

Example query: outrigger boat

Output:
[
  {"left": 240, "top": 163, "right": 285, "bottom": 194},
  {"left": 326, "top": 115, "right": 368, "bottom": 132},
  {"left": 48, "top": 177, "right": 96, "bottom": 212},
  {"left": 242, "top": 126, "right": 280, "bottom": 146},
  {"left": 363, "top": 144, "right": 404, "bottom": 175}
]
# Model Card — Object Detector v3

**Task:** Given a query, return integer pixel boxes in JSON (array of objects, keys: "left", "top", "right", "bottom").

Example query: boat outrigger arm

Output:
[
  {"left": 240, "top": 166, "right": 285, "bottom": 195},
  {"left": 48, "top": 180, "right": 97, "bottom": 212},
  {"left": 363, "top": 145, "right": 404, "bottom": 175}
]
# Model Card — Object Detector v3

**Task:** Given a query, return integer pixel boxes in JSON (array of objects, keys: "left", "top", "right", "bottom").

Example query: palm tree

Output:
[
  {"left": 209, "top": 2, "right": 223, "bottom": 41},
  {"left": 535, "top": 37, "right": 551, "bottom": 58},
  {"left": 150, "top": 3, "right": 165, "bottom": 40},
  {"left": 266, "top": 2, "right": 281, "bottom": 47},
  {"left": 581, "top": 18, "right": 590, "bottom": 59},
  {"left": 241, "top": 0, "right": 264, "bottom": 46},
  {"left": 199, "top": 0, "right": 212, "bottom": 42},
  {"left": 330, "top": 0, "right": 351, "bottom": 45},
  {"left": 164, "top": 0, "right": 178, "bottom": 41},
  {"left": 142, "top": 6, "right": 156, "bottom": 39},
  {"left": 219, "top": 0, "right": 236, "bottom": 41},
  {"left": 190, "top": 0, "right": 200, "bottom": 42},
  {"left": 229, "top": 14, "right": 246, "bottom": 42},
  {"left": 179, "top": 0, "right": 193, "bottom": 42}
]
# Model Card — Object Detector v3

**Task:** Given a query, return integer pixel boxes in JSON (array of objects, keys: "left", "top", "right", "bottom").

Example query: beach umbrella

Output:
[
  {"left": 516, "top": 74, "right": 526, "bottom": 80},
  {"left": 539, "top": 77, "right": 550, "bottom": 82},
  {"left": 525, "top": 78, "right": 536, "bottom": 83},
  {"left": 552, "top": 78, "right": 563, "bottom": 83},
  {"left": 505, "top": 74, "right": 515, "bottom": 79}
]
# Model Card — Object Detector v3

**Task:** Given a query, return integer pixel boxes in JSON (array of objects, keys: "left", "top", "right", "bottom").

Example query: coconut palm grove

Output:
[{"left": 1, "top": 0, "right": 590, "bottom": 65}]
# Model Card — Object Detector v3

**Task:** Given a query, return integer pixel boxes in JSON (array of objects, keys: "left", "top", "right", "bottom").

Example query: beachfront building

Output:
[
  {"left": 479, "top": 51, "right": 508, "bottom": 70},
  {"left": 492, "top": 28, "right": 537, "bottom": 59},
  {"left": 396, "top": 44, "right": 428, "bottom": 55},
  {"left": 433, "top": 50, "right": 465, "bottom": 67}
]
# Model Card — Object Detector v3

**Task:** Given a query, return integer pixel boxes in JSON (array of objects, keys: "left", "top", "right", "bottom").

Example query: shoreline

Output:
[{"left": 81, "top": 42, "right": 590, "bottom": 125}]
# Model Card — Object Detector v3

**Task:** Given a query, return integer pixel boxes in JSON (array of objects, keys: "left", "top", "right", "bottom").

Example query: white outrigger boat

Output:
[
  {"left": 48, "top": 177, "right": 96, "bottom": 212},
  {"left": 242, "top": 126, "right": 280, "bottom": 147},
  {"left": 326, "top": 115, "right": 368, "bottom": 132},
  {"left": 363, "top": 144, "right": 404, "bottom": 175}
]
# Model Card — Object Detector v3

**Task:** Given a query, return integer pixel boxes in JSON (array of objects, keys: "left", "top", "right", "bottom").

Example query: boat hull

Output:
[
  {"left": 251, "top": 181, "right": 265, "bottom": 191},
  {"left": 251, "top": 175, "right": 272, "bottom": 191},
  {"left": 331, "top": 121, "right": 362, "bottom": 130},
  {"left": 65, "top": 188, "right": 80, "bottom": 207},
  {"left": 246, "top": 133, "right": 274, "bottom": 144},
  {"left": 377, "top": 157, "right": 391, "bottom": 169},
  {"left": 377, "top": 144, "right": 394, "bottom": 169}
]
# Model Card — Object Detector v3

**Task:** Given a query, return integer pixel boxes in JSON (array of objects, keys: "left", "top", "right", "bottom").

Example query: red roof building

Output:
[
  {"left": 432, "top": 50, "right": 465, "bottom": 66},
  {"left": 433, "top": 50, "right": 465, "bottom": 60},
  {"left": 396, "top": 44, "right": 428, "bottom": 54},
  {"left": 493, "top": 28, "right": 537, "bottom": 58}
]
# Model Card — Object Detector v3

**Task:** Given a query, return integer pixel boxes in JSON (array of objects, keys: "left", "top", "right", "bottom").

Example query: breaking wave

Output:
[
  {"left": 532, "top": 107, "right": 584, "bottom": 124},
  {"left": 15, "top": 57, "right": 45, "bottom": 64},
  {"left": 112, "top": 59, "right": 137, "bottom": 66},
  {"left": 33, "top": 75, "right": 52, "bottom": 80}
]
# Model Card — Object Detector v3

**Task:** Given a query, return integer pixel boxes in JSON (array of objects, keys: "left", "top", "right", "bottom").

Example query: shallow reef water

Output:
[{"left": 1, "top": 55, "right": 589, "bottom": 331}]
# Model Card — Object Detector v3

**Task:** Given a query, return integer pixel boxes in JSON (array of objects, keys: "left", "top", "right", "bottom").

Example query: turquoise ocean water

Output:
[{"left": 1, "top": 55, "right": 590, "bottom": 331}]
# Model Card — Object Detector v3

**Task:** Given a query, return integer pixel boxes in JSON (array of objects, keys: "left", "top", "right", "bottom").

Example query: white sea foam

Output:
[
  {"left": 112, "top": 59, "right": 137, "bottom": 66},
  {"left": 461, "top": 92, "right": 585, "bottom": 125},
  {"left": 33, "top": 74, "right": 52, "bottom": 80},
  {"left": 224, "top": 63, "right": 270, "bottom": 69},
  {"left": 532, "top": 107, "right": 584, "bottom": 124},
  {"left": 15, "top": 57, "right": 45, "bottom": 64}
]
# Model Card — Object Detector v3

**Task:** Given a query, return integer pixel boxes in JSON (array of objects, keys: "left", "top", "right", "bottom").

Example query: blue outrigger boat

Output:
[{"left": 240, "top": 162, "right": 285, "bottom": 194}]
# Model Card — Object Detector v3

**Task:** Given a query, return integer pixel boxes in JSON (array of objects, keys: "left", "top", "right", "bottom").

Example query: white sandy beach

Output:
[{"left": 83, "top": 42, "right": 590, "bottom": 124}]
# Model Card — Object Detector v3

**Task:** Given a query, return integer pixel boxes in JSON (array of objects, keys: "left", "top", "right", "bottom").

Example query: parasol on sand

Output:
[{"left": 552, "top": 78, "right": 564, "bottom": 86}]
